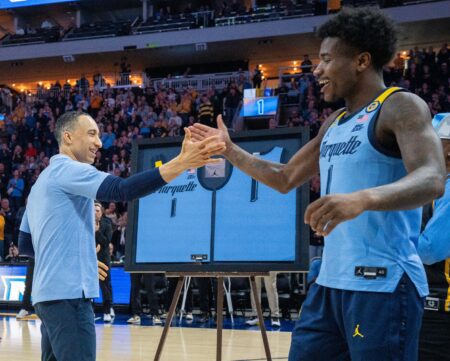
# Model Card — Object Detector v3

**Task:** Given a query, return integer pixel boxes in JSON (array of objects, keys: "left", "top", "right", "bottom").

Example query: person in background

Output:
[
  {"left": 245, "top": 273, "right": 281, "bottom": 328},
  {"left": 417, "top": 114, "right": 450, "bottom": 361},
  {"left": 128, "top": 273, "right": 164, "bottom": 325},
  {"left": 16, "top": 256, "right": 35, "bottom": 319},
  {"left": 0, "top": 210, "right": 4, "bottom": 261},
  {"left": 95, "top": 202, "right": 114, "bottom": 322},
  {"left": 0, "top": 198, "right": 14, "bottom": 248}
]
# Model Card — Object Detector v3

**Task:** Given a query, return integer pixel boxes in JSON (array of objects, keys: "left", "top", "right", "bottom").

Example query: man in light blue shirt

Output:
[
  {"left": 19, "top": 111, "right": 224, "bottom": 361},
  {"left": 417, "top": 113, "right": 450, "bottom": 361}
]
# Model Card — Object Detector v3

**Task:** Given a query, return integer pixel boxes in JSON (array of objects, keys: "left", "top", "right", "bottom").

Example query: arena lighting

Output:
[
  {"left": 259, "top": 64, "right": 262, "bottom": 67},
  {"left": 38, "top": 81, "right": 42, "bottom": 85},
  {"left": 293, "top": 61, "right": 298, "bottom": 65},
  {"left": 12, "top": 83, "right": 15, "bottom": 87}
]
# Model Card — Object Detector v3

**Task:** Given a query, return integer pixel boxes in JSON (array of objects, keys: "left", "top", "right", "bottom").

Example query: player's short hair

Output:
[
  {"left": 317, "top": 7, "right": 398, "bottom": 71},
  {"left": 55, "top": 111, "right": 90, "bottom": 146}
]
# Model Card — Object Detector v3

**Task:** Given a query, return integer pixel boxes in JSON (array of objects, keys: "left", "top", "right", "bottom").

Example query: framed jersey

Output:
[{"left": 125, "top": 128, "right": 310, "bottom": 273}]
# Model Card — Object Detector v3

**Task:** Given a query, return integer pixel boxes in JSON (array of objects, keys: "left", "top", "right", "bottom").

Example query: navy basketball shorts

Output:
[{"left": 288, "top": 274, "right": 424, "bottom": 361}]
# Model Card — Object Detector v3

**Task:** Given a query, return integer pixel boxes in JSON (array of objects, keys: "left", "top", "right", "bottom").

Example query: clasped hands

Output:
[{"left": 178, "top": 126, "right": 227, "bottom": 169}]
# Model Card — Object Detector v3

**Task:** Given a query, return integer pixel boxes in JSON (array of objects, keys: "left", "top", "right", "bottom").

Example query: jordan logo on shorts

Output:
[{"left": 353, "top": 324, "right": 364, "bottom": 338}]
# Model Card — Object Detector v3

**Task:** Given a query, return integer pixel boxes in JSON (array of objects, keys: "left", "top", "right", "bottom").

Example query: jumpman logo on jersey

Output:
[{"left": 353, "top": 324, "right": 364, "bottom": 338}]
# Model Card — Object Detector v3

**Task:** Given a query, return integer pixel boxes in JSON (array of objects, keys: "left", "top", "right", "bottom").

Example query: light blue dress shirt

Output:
[{"left": 20, "top": 154, "right": 109, "bottom": 304}]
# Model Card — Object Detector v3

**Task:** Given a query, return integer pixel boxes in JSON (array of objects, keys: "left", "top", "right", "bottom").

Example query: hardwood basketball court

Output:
[{"left": 0, "top": 315, "right": 291, "bottom": 361}]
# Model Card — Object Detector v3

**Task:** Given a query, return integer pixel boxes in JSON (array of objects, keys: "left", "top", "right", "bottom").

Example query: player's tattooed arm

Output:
[{"left": 359, "top": 92, "right": 445, "bottom": 211}]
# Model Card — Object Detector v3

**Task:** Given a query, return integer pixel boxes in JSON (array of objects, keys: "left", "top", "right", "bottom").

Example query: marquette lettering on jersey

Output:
[{"left": 320, "top": 136, "right": 362, "bottom": 162}]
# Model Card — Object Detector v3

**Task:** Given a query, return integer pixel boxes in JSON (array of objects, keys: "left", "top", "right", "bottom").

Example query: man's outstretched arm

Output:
[{"left": 96, "top": 129, "right": 225, "bottom": 202}]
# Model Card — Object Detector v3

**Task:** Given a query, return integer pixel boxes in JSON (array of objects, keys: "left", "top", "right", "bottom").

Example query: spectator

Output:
[
  {"left": 437, "top": 43, "right": 449, "bottom": 66},
  {"left": 167, "top": 111, "right": 182, "bottom": 136},
  {"left": 223, "top": 87, "right": 241, "bottom": 128},
  {"left": 1, "top": 198, "right": 15, "bottom": 247},
  {"left": 301, "top": 54, "right": 313, "bottom": 73},
  {"left": 7, "top": 170, "right": 25, "bottom": 211},
  {"left": 105, "top": 202, "right": 119, "bottom": 228},
  {"left": 246, "top": 273, "right": 281, "bottom": 328},
  {"left": 94, "top": 202, "right": 114, "bottom": 322},
  {"left": 16, "top": 257, "right": 35, "bottom": 319},
  {"left": 128, "top": 273, "right": 164, "bottom": 325},
  {"left": 0, "top": 211, "right": 4, "bottom": 261},
  {"left": 198, "top": 94, "right": 215, "bottom": 128},
  {"left": 252, "top": 65, "right": 262, "bottom": 89},
  {"left": 151, "top": 117, "right": 168, "bottom": 138},
  {"left": 111, "top": 212, "right": 127, "bottom": 260},
  {"left": 101, "top": 124, "right": 116, "bottom": 150},
  {"left": 25, "top": 142, "right": 37, "bottom": 158}
]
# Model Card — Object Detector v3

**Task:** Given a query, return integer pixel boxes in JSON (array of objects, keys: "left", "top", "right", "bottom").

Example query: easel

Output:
[
  {"left": 154, "top": 272, "right": 272, "bottom": 361},
  {"left": 178, "top": 276, "right": 235, "bottom": 324}
]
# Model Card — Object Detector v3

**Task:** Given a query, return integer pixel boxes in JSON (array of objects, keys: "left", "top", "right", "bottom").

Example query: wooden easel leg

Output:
[
  {"left": 154, "top": 276, "right": 184, "bottom": 361},
  {"left": 250, "top": 276, "right": 272, "bottom": 361},
  {"left": 216, "top": 276, "right": 224, "bottom": 361}
]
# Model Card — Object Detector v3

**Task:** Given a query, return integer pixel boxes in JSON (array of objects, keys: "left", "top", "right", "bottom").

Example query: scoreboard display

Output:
[
  {"left": 243, "top": 96, "right": 279, "bottom": 117},
  {"left": 0, "top": 0, "right": 78, "bottom": 9}
]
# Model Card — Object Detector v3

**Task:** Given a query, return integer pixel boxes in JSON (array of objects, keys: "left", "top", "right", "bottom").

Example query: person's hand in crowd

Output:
[
  {"left": 189, "top": 115, "right": 231, "bottom": 151},
  {"left": 98, "top": 260, "right": 108, "bottom": 281}
]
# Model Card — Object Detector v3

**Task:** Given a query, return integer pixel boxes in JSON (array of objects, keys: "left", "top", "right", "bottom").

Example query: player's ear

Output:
[{"left": 357, "top": 52, "right": 371, "bottom": 72}]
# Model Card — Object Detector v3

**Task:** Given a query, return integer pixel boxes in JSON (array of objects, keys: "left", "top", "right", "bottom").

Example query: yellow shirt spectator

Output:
[{"left": 0, "top": 214, "right": 5, "bottom": 241}]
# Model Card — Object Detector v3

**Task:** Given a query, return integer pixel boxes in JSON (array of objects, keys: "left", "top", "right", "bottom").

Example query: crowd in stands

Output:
[
  {"left": 0, "top": 43, "right": 449, "bottom": 262},
  {"left": 0, "top": 43, "right": 446, "bottom": 257},
  {"left": 1, "top": 42, "right": 449, "bottom": 323},
  {"left": 1, "top": 0, "right": 435, "bottom": 45}
]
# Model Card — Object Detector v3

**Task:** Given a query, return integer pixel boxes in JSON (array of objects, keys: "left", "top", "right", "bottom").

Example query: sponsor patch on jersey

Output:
[
  {"left": 365, "top": 101, "right": 380, "bottom": 113},
  {"left": 154, "top": 160, "right": 163, "bottom": 168}
]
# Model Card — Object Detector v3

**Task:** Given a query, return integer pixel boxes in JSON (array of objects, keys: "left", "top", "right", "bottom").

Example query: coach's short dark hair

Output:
[
  {"left": 317, "top": 7, "right": 398, "bottom": 71},
  {"left": 55, "top": 111, "right": 90, "bottom": 146}
]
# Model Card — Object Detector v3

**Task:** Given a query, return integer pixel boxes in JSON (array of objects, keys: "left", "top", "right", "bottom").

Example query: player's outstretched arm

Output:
[
  {"left": 306, "top": 93, "right": 446, "bottom": 237},
  {"left": 190, "top": 113, "right": 338, "bottom": 193}
]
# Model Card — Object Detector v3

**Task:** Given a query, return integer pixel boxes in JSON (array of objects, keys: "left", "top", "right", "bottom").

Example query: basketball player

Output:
[
  {"left": 418, "top": 114, "right": 450, "bottom": 361},
  {"left": 190, "top": 7, "right": 446, "bottom": 361},
  {"left": 18, "top": 111, "right": 225, "bottom": 361}
]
